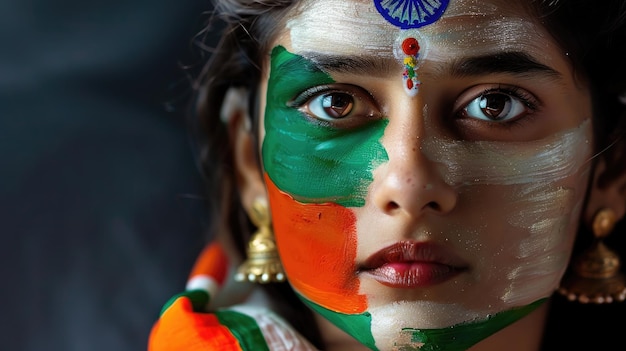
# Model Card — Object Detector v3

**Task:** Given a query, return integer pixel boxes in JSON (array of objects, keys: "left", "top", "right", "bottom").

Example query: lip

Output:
[{"left": 359, "top": 241, "right": 469, "bottom": 289}]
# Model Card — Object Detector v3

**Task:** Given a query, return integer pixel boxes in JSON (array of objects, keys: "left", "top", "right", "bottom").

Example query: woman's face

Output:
[{"left": 257, "top": 0, "right": 593, "bottom": 349}]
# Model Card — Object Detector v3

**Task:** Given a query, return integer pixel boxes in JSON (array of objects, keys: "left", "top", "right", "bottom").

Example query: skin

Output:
[{"left": 249, "top": 0, "right": 595, "bottom": 349}]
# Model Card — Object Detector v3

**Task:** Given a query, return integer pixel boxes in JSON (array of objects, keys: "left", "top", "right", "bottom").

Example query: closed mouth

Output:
[{"left": 359, "top": 241, "right": 469, "bottom": 288}]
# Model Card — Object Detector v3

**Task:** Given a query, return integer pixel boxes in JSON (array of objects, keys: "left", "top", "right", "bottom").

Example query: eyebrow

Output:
[
  {"left": 447, "top": 51, "right": 562, "bottom": 79},
  {"left": 298, "top": 51, "right": 562, "bottom": 80},
  {"left": 299, "top": 52, "right": 395, "bottom": 77}
]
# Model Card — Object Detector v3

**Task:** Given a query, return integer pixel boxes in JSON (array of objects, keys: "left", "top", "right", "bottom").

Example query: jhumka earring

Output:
[
  {"left": 558, "top": 208, "right": 626, "bottom": 303},
  {"left": 234, "top": 198, "right": 286, "bottom": 284}
]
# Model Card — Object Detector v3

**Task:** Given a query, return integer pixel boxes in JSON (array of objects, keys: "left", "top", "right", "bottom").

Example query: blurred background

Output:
[{"left": 1, "top": 1, "right": 212, "bottom": 350}]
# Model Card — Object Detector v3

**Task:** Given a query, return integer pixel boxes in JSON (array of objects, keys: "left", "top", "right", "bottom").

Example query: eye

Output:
[
  {"left": 310, "top": 92, "right": 354, "bottom": 120},
  {"left": 460, "top": 87, "right": 537, "bottom": 123},
  {"left": 291, "top": 84, "right": 381, "bottom": 128}
]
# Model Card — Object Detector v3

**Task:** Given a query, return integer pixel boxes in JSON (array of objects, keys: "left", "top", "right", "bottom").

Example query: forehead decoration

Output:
[
  {"left": 399, "top": 36, "right": 421, "bottom": 96},
  {"left": 373, "top": 0, "right": 447, "bottom": 96},
  {"left": 393, "top": 30, "right": 428, "bottom": 96},
  {"left": 373, "top": 0, "right": 450, "bottom": 29}
]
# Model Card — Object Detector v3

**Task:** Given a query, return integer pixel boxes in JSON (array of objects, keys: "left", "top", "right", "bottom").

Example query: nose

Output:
[{"left": 371, "top": 113, "right": 457, "bottom": 219}]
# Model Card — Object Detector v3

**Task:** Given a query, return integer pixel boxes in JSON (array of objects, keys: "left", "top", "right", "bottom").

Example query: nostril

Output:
[
  {"left": 387, "top": 200, "right": 442, "bottom": 214},
  {"left": 386, "top": 201, "right": 400, "bottom": 212},
  {"left": 373, "top": 162, "right": 458, "bottom": 216},
  {"left": 426, "top": 201, "right": 441, "bottom": 211}
]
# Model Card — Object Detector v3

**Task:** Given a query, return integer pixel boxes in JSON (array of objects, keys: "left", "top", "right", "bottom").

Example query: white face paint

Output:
[
  {"left": 287, "top": 0, "right": 397, "bottom": 57},
  {"left": 423, "top": 119, "right": 592, "bottom": 303},
  {"left": 361, "top": 119, "right": 593, "bottom": 350},
  {"left": 424, "top": 120, "right": 592, "bottom": 186},
  {"left": 269, "top": 0, "right": 595, "bottom": 349},
  {"left": 287, "top": 0, "right": 551, "bottom": 61}
]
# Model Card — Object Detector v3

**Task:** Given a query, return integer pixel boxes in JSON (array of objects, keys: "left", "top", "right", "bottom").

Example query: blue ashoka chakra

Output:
[{"left": 374, "top": 0, "right": 450, "bottom": 29}]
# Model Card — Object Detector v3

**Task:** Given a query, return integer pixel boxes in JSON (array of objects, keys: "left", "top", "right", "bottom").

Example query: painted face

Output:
[{"left": 259, "top": 0, "right": 593, "bottom": 350}]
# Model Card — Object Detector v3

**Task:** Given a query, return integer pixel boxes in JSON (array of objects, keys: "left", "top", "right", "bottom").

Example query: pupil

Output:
[
  {"left": 479, "top": 94, "right": 508, "bottom": 119},
  {"left": 322, "top": 93, "right": 353, "bottom": 118}
]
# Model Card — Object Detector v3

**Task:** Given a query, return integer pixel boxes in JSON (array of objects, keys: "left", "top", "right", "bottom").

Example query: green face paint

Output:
[
  {"left": 299, "top": 292, "right": 546, "bottom": 351},
  {"left": 262, "top": 46, "right": 388, "bottom": 207}
]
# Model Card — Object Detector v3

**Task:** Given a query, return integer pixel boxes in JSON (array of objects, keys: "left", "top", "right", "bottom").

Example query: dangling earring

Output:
[
  {"left": 234, "top": 198, "right": 286, "bottom": 284},
  {"left": 558, "top": 208, "right": 626, "bottom": 303}
]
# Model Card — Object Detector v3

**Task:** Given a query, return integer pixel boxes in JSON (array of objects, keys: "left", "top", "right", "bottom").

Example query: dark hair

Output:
[
  {"left": 535, "top": 0, "right": 626, "bottom": 185},
  {"left": 187, "top": 0, "right": 326, "bottom": 346},
  {"left": 191, "top": 0, "right": 297, "bottom": 245},
  {"left": 188, "top": 0, "right": 626, "bottom": 348}
]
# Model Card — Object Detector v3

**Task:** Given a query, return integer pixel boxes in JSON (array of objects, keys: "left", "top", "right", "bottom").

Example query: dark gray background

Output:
[{"left": 1, "top": 1, "right": 211, "bottom": 350}]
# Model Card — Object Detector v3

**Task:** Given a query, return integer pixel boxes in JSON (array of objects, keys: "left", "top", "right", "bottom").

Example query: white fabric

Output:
[{"left": 230, "top": 304, "right": 319, "bottom": 351}]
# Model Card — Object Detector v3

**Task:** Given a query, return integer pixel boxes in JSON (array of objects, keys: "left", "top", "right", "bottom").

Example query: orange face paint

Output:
[{"left": 266, "top": 174, "right": 367, "bottom": 314}]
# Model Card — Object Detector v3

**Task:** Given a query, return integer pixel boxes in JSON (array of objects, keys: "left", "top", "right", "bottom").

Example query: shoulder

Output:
[{"left": 149, "top": 291, "right": 318, "bottom": 351}]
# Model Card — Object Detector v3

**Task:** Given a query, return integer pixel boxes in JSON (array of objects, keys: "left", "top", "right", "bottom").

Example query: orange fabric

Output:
[
  {"left": 188, "top": 242, "right": 229, "bottom": 285},
  {"left": 148, "top": 296, "right": 243, "bottom": 351}
]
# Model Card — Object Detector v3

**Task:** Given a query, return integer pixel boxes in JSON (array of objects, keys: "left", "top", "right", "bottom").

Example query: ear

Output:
[
  {"left": 222, "top": 87, "right": 267, "bottom": 214},
  {"left": 582, "top": 157, "right": 626, "bottom": 229}
]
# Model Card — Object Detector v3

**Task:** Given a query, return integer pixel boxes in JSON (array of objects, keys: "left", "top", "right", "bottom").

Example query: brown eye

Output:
[
  {"left": 292, "top": 84, "right": 382, "bottom": 128},
  {"left": 319, "top": 93, "right": 354, "bottom": 118},
  {"left": 462, "top": 88, "right": 534, "bottom": 123},
  {"left": 479, "top": 94, "right": 510, "bottom": 120}
]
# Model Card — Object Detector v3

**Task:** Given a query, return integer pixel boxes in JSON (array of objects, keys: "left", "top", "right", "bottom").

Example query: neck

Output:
[{"left": 315, "top": 301, "right": 550, "bottom": 351}]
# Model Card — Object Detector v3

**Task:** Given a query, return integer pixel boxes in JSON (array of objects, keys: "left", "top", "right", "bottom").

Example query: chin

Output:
[{"left": 367, "top": 299, "right": 546, "bottom": 351}]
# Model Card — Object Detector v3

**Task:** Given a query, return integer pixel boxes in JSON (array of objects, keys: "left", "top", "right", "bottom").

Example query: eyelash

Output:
[
  {"left": 457, "top": 85, "right": 540, "bottom": 124},
  {"left": 290, "top": 85, "right": 334, "bottom": 107},
  {"left": 289, "top": 84, "right": 541, "bottom": 133},
  {"left": 485, "top": 86, "right": 538, "bottom": 111},
  {"left": 289, "top": 84, "right": 381, "bottom": 128}
]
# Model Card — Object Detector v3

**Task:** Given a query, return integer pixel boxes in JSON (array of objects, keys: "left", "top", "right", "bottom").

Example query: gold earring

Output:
[
  {"left": 558, "top": 208, "right": 626, "bottom": 303},
  {"left": 234, "top": 198, "right": 285, "bottom": 284}
]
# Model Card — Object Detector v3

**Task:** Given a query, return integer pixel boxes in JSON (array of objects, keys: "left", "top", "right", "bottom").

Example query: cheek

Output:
[
  {"left": 457, "top": 181, "right": 584, "bottom": 307},
  {"left": 265, "top": 174, "right": 367, "bottom": 314},
  {"left": 423, "top": 120, "right": 593, "bottom": 306},
  {"left": 260, "top": 46, "right": 389, "bottom": 313},
  {"left": 262, "top": 113, "right": 388, "bottom": 207},
  {"left": 261, "top": 46, "right": 389, "bottom": 208}
]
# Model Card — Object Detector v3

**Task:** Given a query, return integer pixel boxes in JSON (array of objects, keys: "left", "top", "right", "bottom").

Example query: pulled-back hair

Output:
[
  {"left": 186, "top": 0, "right": 326, "bottom": 346},
  {"left": 192, "top": 0, "right": 296, "bottom": 248}
]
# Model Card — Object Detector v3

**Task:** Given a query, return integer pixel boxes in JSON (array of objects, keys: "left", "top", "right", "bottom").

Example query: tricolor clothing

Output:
[{"left": 148, "top": 243, "right": 316, "bottom": 351}]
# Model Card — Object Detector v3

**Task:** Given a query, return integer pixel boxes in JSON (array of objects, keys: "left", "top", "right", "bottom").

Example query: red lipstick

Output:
[{"left": 360, "top": 241, "right": 468, "bottom": 288}]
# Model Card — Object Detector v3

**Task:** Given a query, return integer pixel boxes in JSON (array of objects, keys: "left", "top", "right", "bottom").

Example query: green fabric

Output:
[
  {"left": 159, "top": 290, "right": 269, "bottom": 350},
  {"left": 159, "top": 289, "right": 210, "bottom": 316},
  {"left": 215, "top": 310, "right": 270, "bottom": 351}
]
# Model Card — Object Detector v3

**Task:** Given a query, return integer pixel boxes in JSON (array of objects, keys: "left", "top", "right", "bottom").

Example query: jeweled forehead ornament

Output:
[
  {"left": 398, "top": 36, "right": 422, "bottom": 96},
  {"left": 374, "top": 0, "right": 449, "bottom": 96}
]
